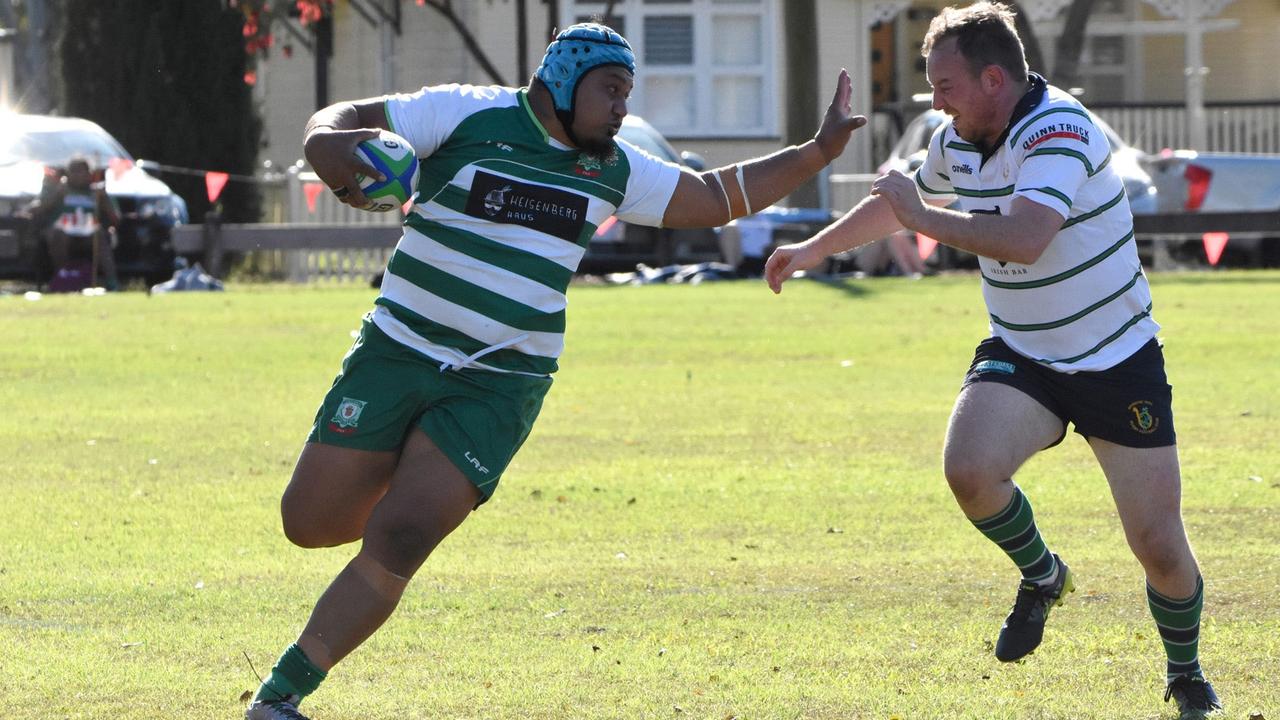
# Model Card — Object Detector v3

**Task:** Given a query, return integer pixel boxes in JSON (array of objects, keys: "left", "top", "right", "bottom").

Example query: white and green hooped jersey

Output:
[
  {"left": 375, "top": 83, "right": 681, "bottom": 376},
  {"left": 914, "top": 79, "right": 1159, "bottom": 373}
]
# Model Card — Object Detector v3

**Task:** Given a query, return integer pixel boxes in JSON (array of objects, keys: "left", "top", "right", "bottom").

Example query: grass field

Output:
[{"left": 1, "top": 272, "right": 1277, "bottom": 719}]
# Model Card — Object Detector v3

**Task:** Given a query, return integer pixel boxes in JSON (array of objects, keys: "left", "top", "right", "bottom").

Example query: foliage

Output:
[
  {"left": 55, "top": 0, "right": 262, "bottom": 223},
  {"left": 0, "top": 273, "right": 1276, "bottom": 718},
  {"left": 233, "top": 0, "right": 332, "bottom": 68}
]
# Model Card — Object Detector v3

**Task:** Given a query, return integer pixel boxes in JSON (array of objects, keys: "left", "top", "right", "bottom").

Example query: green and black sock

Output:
[
  {"left": 971, "top": 485, "right": 1058, "bottom": 584},
  {"left": 253, "top": 643, "right": 327, "bottom": 705},
  {"left": 1147, "top": 575, "right": 1205, "bottom": 683}
]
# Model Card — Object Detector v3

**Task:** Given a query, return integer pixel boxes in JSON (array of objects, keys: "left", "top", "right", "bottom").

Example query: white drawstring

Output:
[{"left": 439, "top": 333, "right": 529, "bottom": 372}]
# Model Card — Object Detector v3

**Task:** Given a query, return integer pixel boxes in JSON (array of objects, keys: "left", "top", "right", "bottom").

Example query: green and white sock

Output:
[
  {"left": 1147, "top": 575, "right": 1205, "bottom": 683},
  {"left": 253, "top": 643, "right": 327, "bottom": 704},
  {"left": 971, "top": 485, "right": 1058, "bottom": 584}
]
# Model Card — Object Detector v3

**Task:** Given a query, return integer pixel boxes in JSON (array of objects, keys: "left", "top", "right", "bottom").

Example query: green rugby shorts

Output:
[{"left": 308, "top": 317, "right": 552, "bottom": 503}]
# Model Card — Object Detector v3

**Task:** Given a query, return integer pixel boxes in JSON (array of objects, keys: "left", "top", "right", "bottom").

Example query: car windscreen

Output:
[
  {"left": 0, "top": 126, "right": 132, "bottom": 168},
  {"left": 891, "top": 113, "right": 945, "bottom": 163}
]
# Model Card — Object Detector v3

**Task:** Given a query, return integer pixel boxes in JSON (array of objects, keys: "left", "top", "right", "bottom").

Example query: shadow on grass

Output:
[{"left": 802, "top": 275, "right": 873, "bottom": 298}]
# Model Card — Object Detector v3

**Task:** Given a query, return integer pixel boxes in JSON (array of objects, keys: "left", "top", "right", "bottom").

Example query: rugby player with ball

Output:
[{"left": 244, "top": 22, "right": 866, "bottom": 720}]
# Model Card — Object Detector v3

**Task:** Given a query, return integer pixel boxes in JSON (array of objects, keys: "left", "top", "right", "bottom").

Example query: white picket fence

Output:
[
  {"left": 1093, "top": 102, "right": 1280, "bottom": 155},
  {"left": 247, "top": 166, "right": 402, "bottom": 283}
]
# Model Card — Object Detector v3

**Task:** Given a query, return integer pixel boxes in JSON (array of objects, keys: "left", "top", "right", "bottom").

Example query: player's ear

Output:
[{"left": 981, "top": 64, "right": 1004, "bottom": 93}]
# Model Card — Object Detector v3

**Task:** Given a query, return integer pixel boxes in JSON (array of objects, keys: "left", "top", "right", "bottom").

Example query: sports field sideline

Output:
[{"left": 1, "top": 271, "right": 1276, "bottom": 719}]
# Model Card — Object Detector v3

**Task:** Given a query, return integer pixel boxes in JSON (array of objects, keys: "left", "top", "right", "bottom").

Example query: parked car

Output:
[
  {"left": 579, "top": 114, "right": 720, "bottom": 273},
  {"left": 877, "top": 108, "right": 1159, "bottom": 270},
  {"left": 1141, "top": 148, "right": 1280, "bottom": 265},
  {"left": 1145, "top": 150, "right": 1280, "bottom": 215},
  {"left": 0, "top": 113, "right": 188, "bottom": 285}
]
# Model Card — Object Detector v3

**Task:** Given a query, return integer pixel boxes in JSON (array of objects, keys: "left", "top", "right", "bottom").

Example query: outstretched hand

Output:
[
  {"left": 813, "top": 69, "right": 868, "bottom": 163},
  {"left": 303, "top": 128, "right": 385, "bottom": 209},
  {"left": 764, "top": 241, "right": 822, "bottom": 294}
]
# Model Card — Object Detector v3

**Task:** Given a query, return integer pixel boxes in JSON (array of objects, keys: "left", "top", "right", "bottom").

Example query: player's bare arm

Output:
[
  {"left": 763, "top": 193, "right": 908, "bottom": 293},
  {"left": 302, "top": 98, "right": 392, "bottom": 208},
  {"left": 873, "top": 169, "right": 1061, "bottom": 264},
  {"left": 662, "top": 69, "right": 867, "bottom": 228}
]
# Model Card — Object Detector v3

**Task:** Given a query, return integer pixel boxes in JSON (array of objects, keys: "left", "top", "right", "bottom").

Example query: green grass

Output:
[{"left": 1, "top": 272, "right": 1277, "bottom": 719}]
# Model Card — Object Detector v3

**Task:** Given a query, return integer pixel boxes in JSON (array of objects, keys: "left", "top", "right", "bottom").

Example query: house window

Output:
[{"left": 567, "top": 0, "right": 777, "bottom": 138}]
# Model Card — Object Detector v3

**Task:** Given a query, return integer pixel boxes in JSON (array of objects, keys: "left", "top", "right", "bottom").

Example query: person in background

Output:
[
  {"left": 24, "top": 155, "right": 120, "bottom": 291},
  {"left": 852, "top": 230, "right": 930, "bottom": 277}
]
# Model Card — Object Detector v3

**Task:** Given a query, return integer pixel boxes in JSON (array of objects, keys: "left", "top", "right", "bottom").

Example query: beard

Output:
[{"left": 576, "top": 132, "right": 616, "bottom": 159}]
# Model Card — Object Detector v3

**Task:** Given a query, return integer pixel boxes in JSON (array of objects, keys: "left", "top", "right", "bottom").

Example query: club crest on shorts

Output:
[
  {"left": 330, "top": 397, "right": 368, "bottom": 432},
  {"left": 1128, "top": 400, "right": 1158, "bottom": 434}
]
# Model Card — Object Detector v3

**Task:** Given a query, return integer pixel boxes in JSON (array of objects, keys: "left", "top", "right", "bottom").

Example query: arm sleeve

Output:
[
  {"left": 1010, "top": 114, "right": 1104, "bottom": 219},
  {"left": 913, "top": 124, "right": 957, "bottom": 202},
  {"left": 383, "top": 84, "right": 510, "bottom": 158},
  {"left": 612, "top": 139, "right": 682, "bottom": 227}
]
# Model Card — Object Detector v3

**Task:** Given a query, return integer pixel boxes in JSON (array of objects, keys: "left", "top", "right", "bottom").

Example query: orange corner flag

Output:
[
  {"left": 1203, "top": 232, "right": 1229, "bottom": 266},
  {"left": 304, "top": 182, "right": 326, "bottom": 213},
  {"left": 205, "top": 171, "right": 230, "bottom": 203},
  {"left": 916, "top": 233, "right": 938, "bottom": 261}
]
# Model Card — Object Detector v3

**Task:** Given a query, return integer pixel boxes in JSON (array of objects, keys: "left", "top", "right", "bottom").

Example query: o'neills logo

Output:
[
  {"left": 465, "top": 170, "right": 588, "bottom": 243},
  {"left": 1022, "top": 123, "right": 1090, "bottom": 151}
]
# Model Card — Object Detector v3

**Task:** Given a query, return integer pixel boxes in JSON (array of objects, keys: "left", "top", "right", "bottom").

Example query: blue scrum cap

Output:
[{"left": 535, "top": 23, "right": 635, "bottom": 114}]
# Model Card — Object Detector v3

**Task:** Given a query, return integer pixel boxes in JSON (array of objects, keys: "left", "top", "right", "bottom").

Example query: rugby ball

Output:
[{"left": 352, "top": 130, "right": 419, "bottom": 212}]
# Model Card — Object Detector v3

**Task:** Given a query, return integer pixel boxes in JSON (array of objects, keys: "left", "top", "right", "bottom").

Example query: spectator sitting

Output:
[{"left": 23, "top": 156, "right": 120, "bottom": 291}]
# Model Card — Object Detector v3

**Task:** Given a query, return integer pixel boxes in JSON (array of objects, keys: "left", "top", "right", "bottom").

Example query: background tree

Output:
[
  {"left": 56, "top": 0, "right": 262, "bottom": 224},
  {"left": 1007, "top": 0, "right": 1099, "bottom": 88},
  {"left": 1048, "top": 0, "right": 1098, "bottom": 90},
  {"left": 415, "top": 0, "right": 508, "bottom": 84},
  {"left": 784, "top": 0, "right": 821, "bottom": 208}
]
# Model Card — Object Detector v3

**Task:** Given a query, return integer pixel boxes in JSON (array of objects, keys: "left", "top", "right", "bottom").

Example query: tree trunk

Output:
[
  {"left": 516, "top": 0, "right": 529, "bottom": 82},
  {"left": 783, "top": 0, "right": 820, "bottom": 209},
  {"left": 421, "top": 0, "right": 507, "bottom": 85},
  {"left": 1008, "top": 2, "right": 1046, "bottom": 76},
  {"left": 1051, "top": 0, "right": 1098, "bottom": 89},
  {"left": 543, "top": 0, "right": 559, "bottom": 45}
]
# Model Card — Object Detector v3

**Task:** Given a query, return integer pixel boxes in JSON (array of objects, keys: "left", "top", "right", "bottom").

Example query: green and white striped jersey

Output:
[
  {"left": 915, "top": 78, "right": 1159, "bottom": 373},
  {"left": 375, "top": 83, "right": 682, "bottom": 376}
]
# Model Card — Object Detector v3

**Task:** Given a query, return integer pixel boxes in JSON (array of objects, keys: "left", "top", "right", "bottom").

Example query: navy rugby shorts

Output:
[{"left": 960, "top": 337, "right": 1176, "bottom": 448}]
